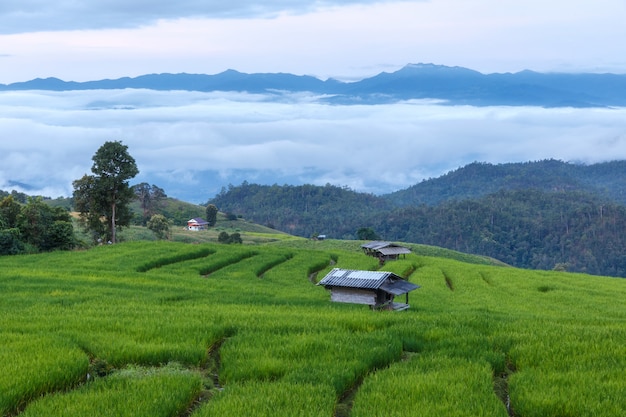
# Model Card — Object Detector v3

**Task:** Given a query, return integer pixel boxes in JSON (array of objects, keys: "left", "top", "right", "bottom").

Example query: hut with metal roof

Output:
[
  {"left": 317, "top": 268, "right": 420, "bottom": 311},
  {"left": 361, "top": 241, "right": 412, "bottom": 262}
]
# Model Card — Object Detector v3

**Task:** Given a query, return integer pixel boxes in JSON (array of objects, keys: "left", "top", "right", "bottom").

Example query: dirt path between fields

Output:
[
  {"left": 180, "top": 337, "right": 227, "bottom": 417},
  {"left": 493, "top": 359, "right": 517, "bottom": 417},
  {"left": 334, "top": 351, "right": 417, "bottom": 417},
  {"left": 308, "top": 258, "right": 336, "bottom": 284}
]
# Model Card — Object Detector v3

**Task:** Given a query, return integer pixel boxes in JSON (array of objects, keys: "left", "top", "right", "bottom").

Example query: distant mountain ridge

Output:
[{"left": 3, "top": 64, "right": 626, "bottom": 107}]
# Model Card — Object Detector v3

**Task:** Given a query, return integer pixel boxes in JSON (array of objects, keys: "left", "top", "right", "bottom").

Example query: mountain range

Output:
[
  {"left": 3, "top": 64, "right": 626, "bottom": 107},
  {"left": 209, "top": 160, "right": 626, "bottom": 278}
]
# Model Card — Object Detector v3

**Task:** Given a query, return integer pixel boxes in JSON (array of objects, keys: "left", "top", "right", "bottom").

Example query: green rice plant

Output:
[
  {"left": 351, "top": 355, "right": 507, "bottom": 417},
  {"left": 379, "top": 258, "right": 421, "bottom": 278},
  {"left": 506, "top": 320, "right": 626, "bottom": 417},
  {"left": 60, "top": 302, "right": 228, "bottom": 367},
  {"left": 330, "top": 249, "right": 380, "bottom": 271},
  {"left": 510, "top": 368, "right": 626, "bottom": 417},
  {"left": 196, "top": 381, "right": 336, "bottom": 417},
  {"left": 197, "top": 249, "right": 258, "bottom": 276},
  {"left": 140, "top": 244, "right": 257, "bottom": 277},
  {"left": 309, "top": 254, "right": 336, "bottom": 276},
  {"left": 253, "top": 251, "right": 294, "bottom": 277},
  {"left": 20, "top": 363, "right": 204, "bottom": 417},
  {"left": 2, "top": 240, "right": 626, "bottom": 415},
  {"left": 72, "top": 332, "right": 204, "bottom": 368},
  {"left": 0, "top": 333, "right": 89, "bottom": 416},
  {"left": 255, "top": 250, "right": 332, "bottom": 304},
  {"left": 219, "top": 319, "right": 404, "bottom": 395},
  {"left": 135, "top": 245, "right": 215, "bottom": 272},
  {"left": 269, "top": 237, "right": 364, "bottom": 252}
]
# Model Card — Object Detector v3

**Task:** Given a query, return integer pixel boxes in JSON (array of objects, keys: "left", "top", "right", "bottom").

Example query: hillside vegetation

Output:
[
  {"left": 210, "top": 160, "right": 626, "bottom": 277},
  {"left": 386, "top": 160, "right": 626, "bottom": 206},
  {"left": 1, "top": 240, "right": 625, "bottom": 416}
]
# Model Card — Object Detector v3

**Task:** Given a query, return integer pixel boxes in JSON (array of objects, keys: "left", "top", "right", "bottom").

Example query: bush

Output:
[
  {"left": 147, "top": 214, "right": 170, "bottom": 240},
  {"left": 217, "top": 232, "right": 243, "bottom": 244},
  {"left": 218, "top": 231, "right": 231, "bottom": 244},
  {"left": 230, "top": 232, "right": 242, "bottom": 244}
]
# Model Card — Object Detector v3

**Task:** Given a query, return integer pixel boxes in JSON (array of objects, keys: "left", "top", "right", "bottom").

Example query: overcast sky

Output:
[
  {"left": 1, "top": 0, "right": 626, "bottom": 83},
  {"left": 1, "top": 1, "right": 626, "bottom": 202}
]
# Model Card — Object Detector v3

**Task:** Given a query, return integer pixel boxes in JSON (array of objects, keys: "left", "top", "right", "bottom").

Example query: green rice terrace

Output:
[{"left": 1, "top": 239, "right": 625, "bottom": 416}]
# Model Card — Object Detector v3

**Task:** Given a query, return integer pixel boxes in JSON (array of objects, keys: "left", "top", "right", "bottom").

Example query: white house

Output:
[{"left": 187, "top": 218, "right": 209, "bottom": 231}]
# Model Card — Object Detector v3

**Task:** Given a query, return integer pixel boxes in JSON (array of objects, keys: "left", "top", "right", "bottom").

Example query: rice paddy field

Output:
[{"left": 1, "top": 240, "right": 625, "bottom": 416}]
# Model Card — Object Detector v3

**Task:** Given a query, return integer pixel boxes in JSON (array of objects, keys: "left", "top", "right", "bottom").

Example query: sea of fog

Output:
[{"left": 1, "top": 89, "right": 626, "bottom": 202}]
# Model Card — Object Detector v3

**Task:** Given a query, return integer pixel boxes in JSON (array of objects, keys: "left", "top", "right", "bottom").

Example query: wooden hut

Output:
[
  {"left": 317, "top": 268, "right": 420, "bottom": 311},
  {"left": 361, "top": 241, "right": 411, "bottom": 262}
]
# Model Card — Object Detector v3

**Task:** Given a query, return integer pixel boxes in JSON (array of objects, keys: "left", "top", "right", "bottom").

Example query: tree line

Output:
[
  {"left": 210, "top": 181, "right": 626, "bottom": 277},
  {"left": 0, "top": 195, "right": 74, "bottom": 255},
  {"left": 1, "top": 141, "right": 139, "bottom": 253},
  {"left": 5, "top": 150, "right": 626, "bottom": 277},
  {"left": 1, "top": 140, "right": 208, "bottom": 252},
  {"left": 374, "top": 189, "right": 626, "bottom": 276}
]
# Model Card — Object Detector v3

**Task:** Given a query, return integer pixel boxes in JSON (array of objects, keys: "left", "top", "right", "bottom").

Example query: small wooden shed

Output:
[
  {"left": 361, "top": 241, "right": 411, "bottom": 262},
  {"left": 317, "top": 268, "right": 420, "bottom": 311}
]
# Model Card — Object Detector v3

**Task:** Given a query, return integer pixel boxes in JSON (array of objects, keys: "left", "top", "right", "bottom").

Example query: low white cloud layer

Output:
[{"left": 2, "top": 89, "right": 626, "bottom": 202}]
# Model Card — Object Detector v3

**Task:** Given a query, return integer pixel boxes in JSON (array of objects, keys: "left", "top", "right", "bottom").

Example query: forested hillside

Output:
[
  {"left": 210, "top": 182, "right": 392, "bottom": 239},
  {"left": 209, "top": 160, "right": 626, "bottom": 277},
  {"left": 386, "top": 159, "right": 626, "bottom": 206},
  {"left": 375, "top": 189, "right": 626, "bottom": 276}
]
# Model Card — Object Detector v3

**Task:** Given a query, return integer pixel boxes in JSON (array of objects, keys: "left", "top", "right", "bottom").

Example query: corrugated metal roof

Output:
[
  {"left": 378, "top": 247, "right": 412, "bottom": 256},
  {"left": 318, "top": 268, "right": 391, "bottom": 289},
  {"left": 361, "top": 241, "right": 412, "bottom": 255},
  {"left": 317, "top": 268, "right": 419, "bottom": 295},
  {"left": 360, "top": 241, "right": 392, "bottom": 250},
  {"left": 380, "top": 280, "right": 420, "bottom": 295}
]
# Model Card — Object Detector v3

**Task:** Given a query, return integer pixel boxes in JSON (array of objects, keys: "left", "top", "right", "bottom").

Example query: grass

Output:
[
  {"left": 0, "top": 334, "right": 89, "bottom": 415},
  {"left": 1, "top": 240, "right": 625, "bottom": 416},
  {"left": 118, "top": 224, "right": 288, "bottom": 245},
  {"left": 351, "top": 355, "right": 505, "bottom": 417},
  {"left": 20, "top": 363, "right": 204, "bottom": 417},
  {"left": 197, "top": 381, "right": 336, "bottom": 417}
]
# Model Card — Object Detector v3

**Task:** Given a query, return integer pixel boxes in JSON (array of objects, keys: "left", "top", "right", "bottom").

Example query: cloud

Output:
[
  {"left": 0, "top": 0, "right": 416, "bottom": 34},
  {"left": 2, "top": 89, "right": 626, "bottom": 201}
]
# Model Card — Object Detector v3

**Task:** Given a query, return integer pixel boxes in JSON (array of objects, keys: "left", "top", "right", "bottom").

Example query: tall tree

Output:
[
  {"left": 133, "top": 183, "right": 167, "bottom": 223},
  {"left": 133, "top": 183, "right": 152, "bottom": 219},
  {"left": 73, "top": 174, "right": 107, "bottom": 241},
  {"left": 73, "top": 141, "right": 138, "bottom": 244},
  {"left": 0, "top": 195, "right": 21, "bottom": 229},
  {"left": 205, "top": 204, "right": 218, "bottom": 227}
]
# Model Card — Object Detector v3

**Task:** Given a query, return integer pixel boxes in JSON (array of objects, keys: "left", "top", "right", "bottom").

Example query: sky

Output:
[
  {"left": 2, "top": 0, "right": 626, "bottom": 83},
  {"left": 1, "top": 0, "right": 626, "bottom": 202}
]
